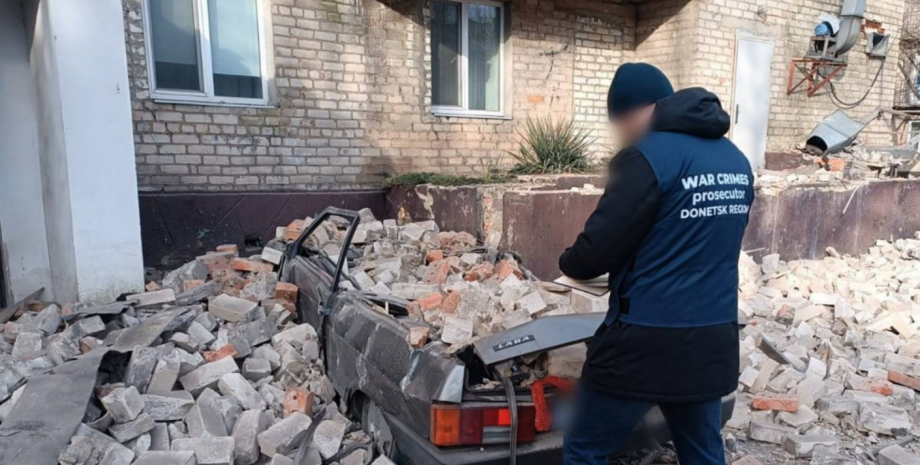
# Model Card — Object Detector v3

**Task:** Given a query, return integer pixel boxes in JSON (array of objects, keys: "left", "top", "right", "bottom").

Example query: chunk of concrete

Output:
[
  {"left": 257, "top": 412, "right": 312, "bottom": 456},
  {"left": 878, "top": 445, "right": 920, "bottom": 465},
  {"left": 142, "top": 391, "right": 195, "bottom": 421},
  {"left": 127, "top": 289, "right": 177, "bottom": 308},
  {"left": 101, "top": 386, "right": 145, "bottom": 423},
  {"left": 11, "top": 331, "right": 44, "bottom": 360},
  {"left": 241, "top": 357, "right": 272, "bottom": 382},
  {"left": 749, "top": 421, "right": 796, "bottom": 444},
  {"left": 179, "top": 356, "right": 240, "bottom": 395},
  {"left": 163, "top": 260, "right": 209, "bottom": 293},
  {"left": 109, "top": 412, "right": 156, "bottom": 443},
  {"left": 391, "top": 283, "right": 440, "bottom": 300},
  {"left": 124, "top": 346, "right": 159, "bottom": 393},
  {"left": 232, "top": 409, "right": 272, "bottom": 465},
  {"left": 100, "top": 443, "right": 135, "bottom": 465},
  {"left": 858, "top": 403, "right": 912, "bottom": 436},
  {"left": 218, "top": 373, "right": 266, "bottom": 411},
  {"left": 516, "top": 292, "right": 547, "bottom": 316},
  {"left": 783, "top": 435, "right": 839, "bottom": 458},
  {"left": 816, "top": 396, "right": 859, "bottom": 415},
  {"left": 149, "top": 423, "right": 169, "bottom": 451},
  {"left": 261, "top": 247, "right": 284, "bottom": 265},
  {"left": 209, "top": 294, "right": 259, "bottom": 323},
  {"left": 271, "top": 324, "right": 317, "bottom": 346},
  {"left": 267, "top": 454, "right": 295, "bottom": 465},
  {"left": 778, "top": 405, "right": 818, "bottom": 428},
  {"left": 31, "top": 304, "right": 62, "bottom": 335},
  {"left": 147, "top": 356, "right": 181, "bottom": 394},
  {"left": 188, "top": 322, "right": 216, "bottom": 347},
  {"left": 440, "top": 317, "right": 473, "bottom": 344},
  {"left": 313, "top": 419, "right": 347, "bottom": 459},
  {"left": 171, "top": 437, "right": 235, "bottom": 465},
  {"left": 185, "top": 400, "right": 228, "bottom": 438},
  {"left": 134, "top": 451, "right": 198, "bottom": 465}
]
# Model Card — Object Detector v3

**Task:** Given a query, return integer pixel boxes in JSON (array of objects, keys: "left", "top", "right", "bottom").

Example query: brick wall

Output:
[
  {"left": 125, "top": 0, "right": 910, "bottom": 193},
  {"left": 636, "top": 0, "right": 699, "bottom": 90},
  {"left": 690, "top": 0, "right": 906, "bottom": 150},
  {"left": 124, "top": 0, "right": 634, "bottom": 192}
]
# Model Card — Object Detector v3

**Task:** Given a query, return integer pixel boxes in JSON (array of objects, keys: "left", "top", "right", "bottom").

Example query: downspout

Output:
[{"left": 833, "top": 0, "right": 867, "bottom": 57}]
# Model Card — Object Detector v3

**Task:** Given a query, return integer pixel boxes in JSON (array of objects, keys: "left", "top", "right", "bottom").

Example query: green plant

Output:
[
  {"left": 381, "top": 172, "right": 506, "bottom": 188},
  {"left": 477, "top": 153, "right": 508, "bottom": 183},
  {"left": 509, "top": 116, "right": 596, "bottom": 174}
]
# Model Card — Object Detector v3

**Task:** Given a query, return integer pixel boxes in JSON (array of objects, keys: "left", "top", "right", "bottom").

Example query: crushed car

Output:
[{"left": 278, "top": 208, "right": 735, "bottom": 465}]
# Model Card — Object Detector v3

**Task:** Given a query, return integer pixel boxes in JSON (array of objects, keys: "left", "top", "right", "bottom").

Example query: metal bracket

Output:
[{"left": 787, "top": 59, "right": 847, "bottom": 97}]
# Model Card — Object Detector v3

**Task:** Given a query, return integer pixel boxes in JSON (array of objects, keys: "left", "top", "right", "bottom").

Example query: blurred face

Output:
[{"left": 612, "top": 104, "right": 656, "bottom": 146}]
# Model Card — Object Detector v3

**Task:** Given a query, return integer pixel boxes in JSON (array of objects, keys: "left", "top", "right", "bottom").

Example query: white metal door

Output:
[{"left": 731, "top": 35, "right": 774, "bottom": 169}]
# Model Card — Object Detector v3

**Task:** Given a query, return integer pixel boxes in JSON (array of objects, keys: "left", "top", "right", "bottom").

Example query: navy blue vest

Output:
[{"left": 605, "top": 131, "right": 754, "bottom": 328}]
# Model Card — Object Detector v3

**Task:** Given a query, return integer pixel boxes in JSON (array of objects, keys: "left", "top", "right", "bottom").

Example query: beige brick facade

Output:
[
  {"left": 125, "top": 0, "right": 908, "bottom": 192},
  {"left": 125, "top": 0, "right": 632, "bottom": 192}
]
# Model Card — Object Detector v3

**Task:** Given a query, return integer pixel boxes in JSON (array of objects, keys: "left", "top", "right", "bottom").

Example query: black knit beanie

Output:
[{"left": 607, "top": 63, "right": 674, "bottom": 119}]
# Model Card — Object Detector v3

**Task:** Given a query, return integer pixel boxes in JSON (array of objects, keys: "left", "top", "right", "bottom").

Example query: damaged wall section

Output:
[{"left": 502, "top": 180, "right": 920, "bottom": 279}]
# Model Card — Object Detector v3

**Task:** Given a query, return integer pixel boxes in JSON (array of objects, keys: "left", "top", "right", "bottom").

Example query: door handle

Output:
[{"left": 734, "top": 104, "right": 740, "bottom": 124}]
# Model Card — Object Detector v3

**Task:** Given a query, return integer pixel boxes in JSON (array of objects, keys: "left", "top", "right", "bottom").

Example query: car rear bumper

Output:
[{"left": 386, "top": 395, "right": 736, "bottom": 465}]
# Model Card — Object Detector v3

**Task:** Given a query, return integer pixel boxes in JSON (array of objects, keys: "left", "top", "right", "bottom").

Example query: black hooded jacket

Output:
[{"left": 559, "top": 88, "right": 742, "bottom": 402}]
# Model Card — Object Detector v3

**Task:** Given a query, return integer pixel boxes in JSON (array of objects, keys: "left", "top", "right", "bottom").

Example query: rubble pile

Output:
[
  {"left": 730, "top": 236, "right": 920, "bottom": 463},
  {"left": 0, "top": 237, "right": 393, "bottom": 465},
  {"left": 757, "top": 144, "right": 919, "bottom": 195},
  {"left": 341, "top": 216, "right": 606, "bottom": 382}
]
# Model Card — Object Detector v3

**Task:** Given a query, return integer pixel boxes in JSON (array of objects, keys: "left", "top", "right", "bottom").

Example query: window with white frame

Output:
[
  {"left": 143, "top": 0, "right": 269, "bottom": 105},
  {"left": 430, "top": 0, "right": 504, "bottom": 117}
]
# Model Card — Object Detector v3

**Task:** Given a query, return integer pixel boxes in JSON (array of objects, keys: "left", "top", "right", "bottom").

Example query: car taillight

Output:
[{"left": 430, "top": 404, "right": 536, "bottom": 447}]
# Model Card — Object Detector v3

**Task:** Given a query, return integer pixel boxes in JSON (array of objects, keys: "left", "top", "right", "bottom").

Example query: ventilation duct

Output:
[{"left": 832, "top": 0, "right": 867, "bottom": 57}]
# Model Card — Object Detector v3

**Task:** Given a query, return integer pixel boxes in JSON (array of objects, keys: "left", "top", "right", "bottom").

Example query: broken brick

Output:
[
  {"left": 145, "top": 281, "right": 161, "bottom": 292},
  {"left": 825, "top": 159, "right": 846, "bottom": 172},
  {"left": 284, "top": 219, "right": 306, "bottom": 241},
  {"left": 275, "top": 282, "right": 298, "bottom": 303},
  {"left": 284, "top": 388, "right": 314, "bottom": 418},
  {"left": 231, "top": 258, "right": 274, "bottom": 273},
  {"left": 425, "top": 250, "right": 444, "bottom": 264},
  {"left": 407, "top": 326, "right": 429, "bottom": 348},
  {"left": 440, "top": 291, "right": 461, "bottom": 314},
  {"left": 204, "top": 344, "right": 239, "bottom": 362},
  {"left": 464, "top": 262, "right": 493, "bottom": 282},
  {"left": 183, "top": 280, "right": 205, "bottom": 292},
  {"left": 216, "top": 244, "right": 239, "bottom": 254},
  {"left": 493, "top": 259, "right": 522, "bottom": 280},
  {"left": 847, "top": 375, "right": 894, "bottom": 396},
  {"left": 198, "top": 254, "right": 231, "bottom": 275},
  {"left": 423, "top": 259, "right": 451, "bottom": 285},
  {"left": 416, "top": 293, "right": 443, "bottom": 311},
  {"left": 887, "top": 371, "right": 920, "bottom": 392},
  {"left": 752, "top": 395, "right": 800, "bottom": 412}
]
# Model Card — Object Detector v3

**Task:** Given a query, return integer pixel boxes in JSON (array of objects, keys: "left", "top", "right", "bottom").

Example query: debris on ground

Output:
[
  {"left": 0, "top": 208, "right": 603, "bottom": 465},
  {"left": 0, "top": 209, "right": 395, "bottom": 465},
  {"left": 5, "top": 204, "right": 920, "bottom": 464},
  {"left": 728, "top": 234, "right": 920, "bottom": 463},
  {"left": 758, "top": 141, "right": 919, "bottom": 196}
]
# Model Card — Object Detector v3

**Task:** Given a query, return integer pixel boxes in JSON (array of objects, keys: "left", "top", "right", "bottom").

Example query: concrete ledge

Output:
[
  {"left": 502, "top": 180, "right": 920, "bottom": 279},
  {"left": 140, "top": 191, "right": 385, "bottom": 268}
]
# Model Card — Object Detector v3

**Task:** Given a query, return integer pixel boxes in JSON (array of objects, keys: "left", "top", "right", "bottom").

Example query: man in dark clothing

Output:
[{"left": 560, "top": 63, "right": 754, "bottom": 465}]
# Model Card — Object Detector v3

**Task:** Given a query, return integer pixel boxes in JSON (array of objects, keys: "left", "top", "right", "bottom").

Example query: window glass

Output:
[
  {"left": 468, "top": 3, "right": 501, "bottom": 111},
  {"left": 208, "top": 0, "right": 263, "bottom": 98},
  {"left": 149, "top": 0, "right": 201, "bottom": 91},
  {"left": 431, "top": 1, "right": 461, "bottom": 107}
]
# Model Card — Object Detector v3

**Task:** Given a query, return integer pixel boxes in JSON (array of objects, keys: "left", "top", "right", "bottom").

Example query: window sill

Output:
[
  {"left": 152, "top": 97, "right": 276, "bottom": 110},
  {"left": 431, "top": 110, "right": 511, "bottom": 120}
]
